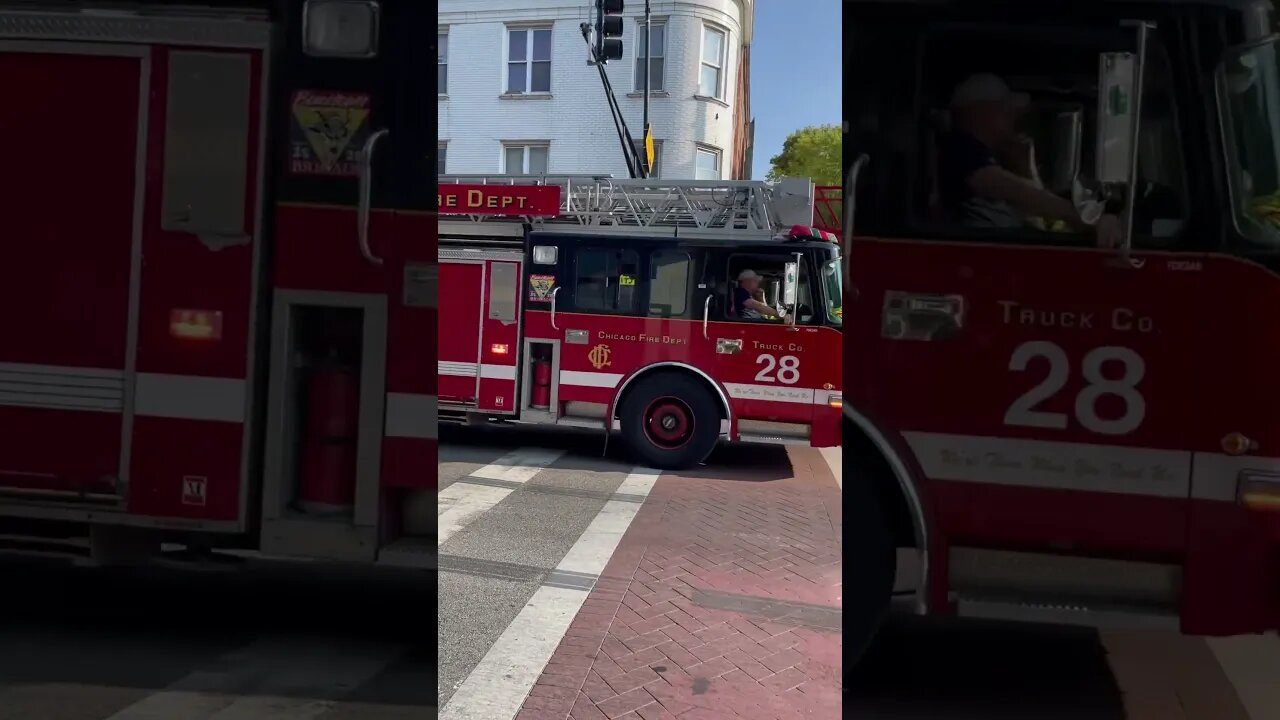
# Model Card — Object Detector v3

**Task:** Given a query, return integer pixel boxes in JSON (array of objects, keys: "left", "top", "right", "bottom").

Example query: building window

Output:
[
  {"left": 632, "top": 138, "right": 663, "bottom": 178},
  {"left": 695, "top": 145, "right": 721, "bottom": 180},
  {"left": 507, "top": 27, "right": 552, "bottom": 94},
  {"left": 438, "top": 30, "right": 448, "bottom": 94},
  {"left": 503, "top": 143, "right": 549, "bottom": 175},
  {"left": 634, "top": 22, "right": 665, "bottom": 92},
  {"left": 438, "top": 142, "right": 447, "bottom": 175},
  {"left": 699, "top": 25, "right": 726, "bottom": 99}
]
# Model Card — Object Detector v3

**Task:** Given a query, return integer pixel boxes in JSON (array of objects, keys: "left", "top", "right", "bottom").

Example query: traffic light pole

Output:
[
  {"left": 586, "top": 0, "right": 646, "bottom": 178},
  {"left": 581, "top": 22, "right": 640, "bottom": 179},
  {"left": 642, "top": 0, "right": 651, "bottom": 178}
]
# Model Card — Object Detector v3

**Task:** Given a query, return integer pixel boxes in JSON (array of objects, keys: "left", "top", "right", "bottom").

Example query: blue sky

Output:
[{"left": 750, "top": 0, "right": 841, "bottom": 179}]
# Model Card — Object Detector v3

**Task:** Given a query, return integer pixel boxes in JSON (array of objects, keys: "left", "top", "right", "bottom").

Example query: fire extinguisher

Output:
[
  {"left": 531, "top": 357, "right": 552, "bottom": 410},
  {"left": 298, "top": 351, "right": 359, "bottom": 515}
]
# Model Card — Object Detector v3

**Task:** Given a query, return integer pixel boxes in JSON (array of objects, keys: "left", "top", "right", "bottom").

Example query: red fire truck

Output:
[
  {"left": 0, "top": 1, "right": 436, "bottom": 566},
  {"left": 847, "top": 0, "right": 1280, "bottom": 656},
  {"left": 438, "top": 176, "right": 843, "bottom": 469}
]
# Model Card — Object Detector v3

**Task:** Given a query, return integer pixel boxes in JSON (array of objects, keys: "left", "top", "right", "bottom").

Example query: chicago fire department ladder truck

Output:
[
  {"left": 438, "top": 175, "right": 844, "bottom": 470},
  {"left": 0, "top": 1, "right": 435, "bottom": 568},
  {"left": 846, "top": 0, "right": 1280, "bottom": 660}
]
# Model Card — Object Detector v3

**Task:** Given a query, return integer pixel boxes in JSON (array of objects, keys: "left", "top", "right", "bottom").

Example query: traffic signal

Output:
[{"left": 595, "top": 0, "right": 624, "bottom": 63}]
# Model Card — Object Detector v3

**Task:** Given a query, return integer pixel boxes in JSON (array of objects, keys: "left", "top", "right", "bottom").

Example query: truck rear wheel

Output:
[
  {"left": 847, "top": 451, "right": 897, "bottom": 665},
  {"left": 619, "top": 373, "right": 721, "bottom": 470}
]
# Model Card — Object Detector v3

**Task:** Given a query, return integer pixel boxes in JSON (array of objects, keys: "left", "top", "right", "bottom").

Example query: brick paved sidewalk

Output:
[{"left": 516, "top": 448, "right": 843, "bottom": 720}]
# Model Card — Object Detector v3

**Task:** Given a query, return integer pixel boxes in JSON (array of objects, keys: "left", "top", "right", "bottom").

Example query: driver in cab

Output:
[
  {"left": 734, "top": 270, "right": 782, "bottom": 321},
  {"left": 939, "top": 73, "right": 1123, "bottom": 248}
]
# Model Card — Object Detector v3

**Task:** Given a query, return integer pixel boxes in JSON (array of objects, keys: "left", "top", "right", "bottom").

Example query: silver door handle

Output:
[
  {"left": 357, "top": 128, "right": 389, "bottom": 266},
  {"left": 702, "top": 295, "right": 712, "bottom": 339},
  {"left": 550, "top": 286, "right": 561, "bottom": 330}
]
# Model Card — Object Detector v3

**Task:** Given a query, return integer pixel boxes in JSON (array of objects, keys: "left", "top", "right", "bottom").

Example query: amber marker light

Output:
[
  {"left": 1221, "top": 432, "right": 1255, "bottom": 456},
  {"left": 1239, "top": 472, "right": 1280, "bottom": 512}
]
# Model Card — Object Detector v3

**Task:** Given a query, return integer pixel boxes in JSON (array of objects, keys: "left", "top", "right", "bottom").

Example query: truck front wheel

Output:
[{"left": 619, "top": 373, "right": 721, "bottom": 470}]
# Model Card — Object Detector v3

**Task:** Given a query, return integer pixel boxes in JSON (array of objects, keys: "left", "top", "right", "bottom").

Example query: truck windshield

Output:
[
  {"left": 822, "top": 257, "right": 842, "bottom": 325},
  {"left": 1221, "top": 37, "right": 1280, "bottom": 246}
]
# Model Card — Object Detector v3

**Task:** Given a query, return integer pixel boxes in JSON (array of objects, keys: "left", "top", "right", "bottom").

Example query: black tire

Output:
[
  {"left": 619, "top": 372, "right": 721, "bottom": 470},
  {"left": 845, "top": 451, "right": 896, "bottom": 665}
]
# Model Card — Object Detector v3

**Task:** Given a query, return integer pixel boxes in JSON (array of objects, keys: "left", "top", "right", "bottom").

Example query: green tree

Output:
[{"left": 767, "top": 124, "right": 841, "bottom": 185}]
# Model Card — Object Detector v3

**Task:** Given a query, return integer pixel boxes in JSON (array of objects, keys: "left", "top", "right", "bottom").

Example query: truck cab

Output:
[{"left": 847, "top": 0, "right": 1280, "bottom": 657}]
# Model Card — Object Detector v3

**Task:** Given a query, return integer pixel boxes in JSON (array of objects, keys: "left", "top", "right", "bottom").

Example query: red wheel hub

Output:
[{"left": 643, "top": 397, "right": 694, "bottom": 450}]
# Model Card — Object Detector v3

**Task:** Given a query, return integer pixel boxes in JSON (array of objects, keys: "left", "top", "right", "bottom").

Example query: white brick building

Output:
[{"left": 438, "top": 0, "right": 754, "bottom": 180}]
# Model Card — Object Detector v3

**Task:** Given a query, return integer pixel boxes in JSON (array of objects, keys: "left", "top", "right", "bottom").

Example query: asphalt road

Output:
[{"left": 0, "top": 553, "right": 434, "bottom": 720}]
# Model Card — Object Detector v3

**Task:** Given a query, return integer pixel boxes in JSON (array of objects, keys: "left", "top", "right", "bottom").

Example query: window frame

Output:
[
  {"left": 438, "top": 28, "right": 448, "bottom": 94},
  {"left": 501, "top": 142, "right": 550, "bottom": 175},
  {"left": 694, "top": 144, "right": 722, "bottom": 180},
  {"left": 437, "top": 141, "right": 447, "bottom": 175},
  {"left": 699, "top": 23, "right": 728, "bottom": 100},
  {"left": 505, "top": 25, "right": 553, "bottom": 95},
  {"left": 634, "top": 20, "right": 667, "bottom": 92}
]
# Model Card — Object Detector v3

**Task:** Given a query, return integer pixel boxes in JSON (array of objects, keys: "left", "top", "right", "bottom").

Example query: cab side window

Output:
[
  {"left": 648, "top": 250, "right": 692, "bottom": 318},
  {"left": 722, "top": 253, "right": 812, "bottom": 324},
  {"left": 574, "top": 247, "right": 639, "bottom": 314},
  {"left": 914, "top": 24, "right": 1188, "bottom": 248}
]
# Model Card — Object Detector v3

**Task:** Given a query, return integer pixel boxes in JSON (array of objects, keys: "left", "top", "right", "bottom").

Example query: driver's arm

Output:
[
  {"left": 967, "top": 165, "right": 1088, "bottom": 230},
  {"left": 744, "top": 298, "right": 779, "bottom": 317}
]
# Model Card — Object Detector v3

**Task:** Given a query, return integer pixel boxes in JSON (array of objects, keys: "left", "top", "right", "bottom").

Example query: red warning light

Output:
[{"left": 169, "top": 309, "right": 223, "bottom": 341}]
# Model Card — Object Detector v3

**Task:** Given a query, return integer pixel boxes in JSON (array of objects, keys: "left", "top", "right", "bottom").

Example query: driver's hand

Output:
[{"left": 1095, "top": 213, "right": 1123, "bottom": 249}]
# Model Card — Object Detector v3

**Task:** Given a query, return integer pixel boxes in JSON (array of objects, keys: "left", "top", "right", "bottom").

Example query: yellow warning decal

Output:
[{"left": 288, "top": 90, "right": 371, "bottom": 177}]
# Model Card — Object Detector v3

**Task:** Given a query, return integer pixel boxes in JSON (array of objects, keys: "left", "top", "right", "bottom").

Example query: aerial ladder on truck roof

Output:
[{"left": 438, "top": 174, "right": 835, "bottom": 242}]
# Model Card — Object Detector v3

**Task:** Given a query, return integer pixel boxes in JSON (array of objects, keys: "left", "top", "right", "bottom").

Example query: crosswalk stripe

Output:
[
  {"left": 469, "top": 447, "right": 566, "bottom": 484},
  {"left": 102, "top": 637, "right": 408, "bottom": 720},
  {"left": 1207, "top": 633, "right": 1280, "bottom": 720},
  {"left": 1101, "top": 630, "right": 1251, "bottom": 720},
  {"left": 437, "top": 447, "right": 565, "bottom": 546},
  {"left": 440, "top": 468, "right": 660, "bottom": 720}
]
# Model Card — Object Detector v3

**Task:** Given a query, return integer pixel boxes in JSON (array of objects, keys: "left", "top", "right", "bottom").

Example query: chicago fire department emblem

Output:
[
  {"left": 529, "top": 274, "right": 556, "bottom": 302},
  {"left": 588, "top": 344, "right": 611, "bottom": 370},
  {"left": 289, "top": 90, "right": 371, "bottom": 176}
]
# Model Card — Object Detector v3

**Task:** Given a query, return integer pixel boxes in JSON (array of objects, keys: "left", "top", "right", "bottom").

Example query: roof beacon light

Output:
[
  {"left": 788, "top": 225, "right": 839, "bottom": 243},
  {"left": 303, "top": 0, "right": 381, "bottom": 59}
]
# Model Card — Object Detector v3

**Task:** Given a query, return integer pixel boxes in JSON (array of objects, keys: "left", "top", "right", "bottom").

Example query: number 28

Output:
[
  {"left": 755, "top": 354, "right": 800, "bottom": 384},
  {"left": 1003, "top": 340, "right": 1146, "bottom": 435}
]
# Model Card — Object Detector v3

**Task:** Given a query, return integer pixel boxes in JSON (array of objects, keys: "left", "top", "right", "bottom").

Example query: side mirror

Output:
[
  {"left": 1095, "top": 51, "right": 1138, "bottom": 185},
  {"left": 1096, "top": 22, "right": 1152, "bottom": 256}
]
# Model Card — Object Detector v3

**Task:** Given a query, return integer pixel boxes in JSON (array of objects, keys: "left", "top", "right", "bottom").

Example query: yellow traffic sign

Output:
[{"left": 644, "top": 125, "right": 655, "bottom": 171}]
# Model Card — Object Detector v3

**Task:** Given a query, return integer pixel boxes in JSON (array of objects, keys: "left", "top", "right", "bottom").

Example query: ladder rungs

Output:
[{"left": 437, "top": 175, "right": 818, "bottom": 238}]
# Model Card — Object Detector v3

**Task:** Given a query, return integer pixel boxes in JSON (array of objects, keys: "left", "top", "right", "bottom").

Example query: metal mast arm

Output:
[{"left": 581, "top": 22, "right": 643, "bottom": 179}]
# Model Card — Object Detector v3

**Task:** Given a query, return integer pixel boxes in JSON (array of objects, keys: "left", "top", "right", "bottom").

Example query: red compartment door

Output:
[
  {"left": 0, "top": 48, "right": 145, "bottom": 497},
  {"left": 438, "top": 258, "right": 484, "bottom": 405}
]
